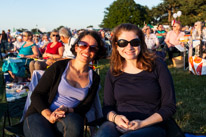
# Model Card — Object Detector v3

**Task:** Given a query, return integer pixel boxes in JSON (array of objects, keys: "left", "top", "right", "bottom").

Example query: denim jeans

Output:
[
  {"left": 94, "top": 121, "right": 166, "bottom": 137},
  {"left": 23, "top": 113, "right": 84, "bottom": 137}
]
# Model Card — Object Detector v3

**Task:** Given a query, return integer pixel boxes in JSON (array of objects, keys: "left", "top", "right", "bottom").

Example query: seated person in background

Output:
[
  {"left": 192, "top": 21, "right": 203, "bottom": 57},
  {"left": 38, "top": 34, "right": 50, "bottom": 54},
  {"left": 23, "top": 30, "right": 106, "bottom": 137},
  {"left": 2, "top": 31, "right": 39, "bottom": 82},
  {"left": 29, "top": 30, "right": 64, "bottom": 77},
  {"left": 144, "top": 26, "right": 159, "bottom": 51},
  {"left": 59, "top": 27, "right": 76, "bottom": 59},
  {"left": 165, "top": 22, "right": 185, "bottom": 63},
  {"left": 155, "top": 24, "right": 167, "bottom": 46},
  {"left": 95, "top": 23, "right": 176, "bottom": 137},
  {"left": 13, "top": 35, "right": 24, "bottom": 52}
]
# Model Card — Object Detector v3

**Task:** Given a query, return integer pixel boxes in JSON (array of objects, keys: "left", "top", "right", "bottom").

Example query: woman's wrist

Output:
[
  {"left": 67, "top": 107, "right": 74, "bottom": 113},
  {"left": 112, "top": 114, "right": 118, "bottom": 123}
]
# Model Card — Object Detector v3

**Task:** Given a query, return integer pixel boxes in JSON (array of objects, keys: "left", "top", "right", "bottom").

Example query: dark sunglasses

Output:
[
  {"left": 117, "top": 38, "right": 141, "bottom": 48},
  {"left": 78, "top": 41, "right": 98, "bottom": 52},
  {"left": 52, "top": 34, "right": 59, "bottom": 37}
]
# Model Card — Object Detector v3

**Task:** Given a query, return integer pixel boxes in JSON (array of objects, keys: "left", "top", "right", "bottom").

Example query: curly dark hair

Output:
[{"left": 71, "top": 30, "right": 107, "bottom": 60}]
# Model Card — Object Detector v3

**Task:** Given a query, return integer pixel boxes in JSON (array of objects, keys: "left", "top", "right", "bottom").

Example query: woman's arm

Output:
[
  {"left": 103, "top": 70, "right": 130, "bottom": 129},
  {"left": 165, "top": 32, "right": 174, "bottom": 48},
  {"left": 128, "top": 113, "right": 163, "bottom": 130},
  {"left": 20, "top": 46, "right": 39, "bottom": 58},
  {"left": 30, "top": 62, "right": 57, "bottom": 113}
]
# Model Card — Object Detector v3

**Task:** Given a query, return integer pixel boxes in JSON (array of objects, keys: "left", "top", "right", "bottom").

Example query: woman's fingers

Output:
[
  {"left": 128, "top": 121, "right": 138, "bottom": 130},
  {"left": 121, "top": 116, "right": 129, "bottom": 125},
  {"left": 115, "top": 115, "right": 129, "bottom": 128}
]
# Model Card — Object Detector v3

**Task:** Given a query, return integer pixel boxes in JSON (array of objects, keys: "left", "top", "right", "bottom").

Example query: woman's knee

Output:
[
  {"left": 95, "top": 121, "right": 120, "bottom": 137},
  {"left": 34, "top": 61, "right": 42, "bottom": 70},
  {"left": 23, "top": 113, "right": 55, "bottom": 137},
  {"left": 56, "top": 113, "right": 84, "bottom": 137},
  {"left": 121, "top": 125, "right": 166, "bottom": 137}
]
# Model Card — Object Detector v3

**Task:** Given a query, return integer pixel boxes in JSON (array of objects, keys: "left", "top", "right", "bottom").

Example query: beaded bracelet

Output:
[
  {"left": 113, "top": 114, "right": 117, "bottom": 123},
  {"left": 112, "top": 114, "right": 117, "bottom": 122}
]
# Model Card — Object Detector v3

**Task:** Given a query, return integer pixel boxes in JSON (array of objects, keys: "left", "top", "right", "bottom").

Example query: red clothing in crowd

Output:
[{"left": 44, "top": 42, "right": 63, "bottom": 59}]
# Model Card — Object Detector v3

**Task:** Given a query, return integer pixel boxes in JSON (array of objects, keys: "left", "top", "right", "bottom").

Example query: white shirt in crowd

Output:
[
  {"left": 62, "top": 37, "right": 76, "bottom": 59},
  {"left": 145, "top": 33, "right": 159, "bottom": 50},
  {"left": 13, "top": 41, "right": 24, "bottom": 50}
]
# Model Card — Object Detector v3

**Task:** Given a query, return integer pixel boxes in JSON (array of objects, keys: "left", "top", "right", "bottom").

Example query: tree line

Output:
[{"left": 100, "top": 0, "right": 206, "bottom": 29}]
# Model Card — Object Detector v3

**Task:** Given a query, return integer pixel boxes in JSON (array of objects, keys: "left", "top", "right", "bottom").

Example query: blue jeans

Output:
[
  {"left": 94, "top": 121, "right": 166, "bottom": 137},
  {"left": 23, "top": 113, "right": 84, "bottom": 137}
]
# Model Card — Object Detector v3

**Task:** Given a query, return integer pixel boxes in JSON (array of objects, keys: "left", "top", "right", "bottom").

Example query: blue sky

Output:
[{"left": 0, "top": 0, "right": 162, "bottom": 32}]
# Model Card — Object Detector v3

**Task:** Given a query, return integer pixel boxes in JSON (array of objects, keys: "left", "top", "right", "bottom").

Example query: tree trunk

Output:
[{"left": 168, "top": 9, "right": 171, "bottom": 24}]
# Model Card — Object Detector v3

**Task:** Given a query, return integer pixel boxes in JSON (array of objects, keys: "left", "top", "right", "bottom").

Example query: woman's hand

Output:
[
  {"left": 127, "top": 120, "right": 143, "bottom": 130},
  {"left": 19, "top": 54, "right": 25, "bottom": 58},
  {"left": 47, "top": 105, "right": 68, "bottom": 124},
  {"left": 48, "top": 111, "right": 62, "bottom": 123},
  {"left": 43, "top": 53, "right": 52, "bottom": 58},
  {"left": 114, "top": 115, "right": 130, "bottom": 129}
]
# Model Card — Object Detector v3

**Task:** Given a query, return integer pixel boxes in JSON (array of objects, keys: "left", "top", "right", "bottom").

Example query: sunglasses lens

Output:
[
  {"left": 130, "top": 39, "right": 141, "bottom": 47},
  {"left": 53, "top": 35, "right": 59, "bottom": 37},
  {"left": 78, "top": 41, "right": 88, "bottom": 50},
  {"left": 78, "top": 41, "right": 98, "bottom": 52},
  {"left": 117, "top": 39, "right": 128, "bottom": 47}
]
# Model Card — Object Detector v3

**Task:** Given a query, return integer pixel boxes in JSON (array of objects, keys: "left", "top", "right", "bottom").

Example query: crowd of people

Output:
[{"left": 0, "top": 21, "right": 205, "bottom": 137}]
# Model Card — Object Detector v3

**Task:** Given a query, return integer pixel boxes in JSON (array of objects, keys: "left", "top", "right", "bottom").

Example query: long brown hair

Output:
[{"left": 111, "top": 23, "right": 156, "bottom": 76}]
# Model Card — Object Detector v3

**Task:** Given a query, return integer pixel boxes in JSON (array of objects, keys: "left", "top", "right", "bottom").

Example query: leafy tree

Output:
[
  {"left": 31, "top": 28, "right": 42, "bottom": 34},
  {"left": 178, "top": 0, "right": 206, "bottom": 26},
  {"left": 163, "top": 0, "right": 180, "bottom": 23},
  {"left": 149, "top": 3, "right": 168, "bottom": 25},
  {"left": 87, "top": 25, "right": 93, "bottom": 28},
  {"left": 16, "top": 28, "right": 28, "bottom": 32},
  {"left": 149, "top": 0, "right": 206, "bottom": 26},
  {"left": 100, "top": 0, "right": 149, "bottom": 29}
]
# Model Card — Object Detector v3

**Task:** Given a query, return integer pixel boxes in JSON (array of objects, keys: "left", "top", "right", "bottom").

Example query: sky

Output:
[{"left": 0, "top": 0, "right": 163, "bottom": 32}]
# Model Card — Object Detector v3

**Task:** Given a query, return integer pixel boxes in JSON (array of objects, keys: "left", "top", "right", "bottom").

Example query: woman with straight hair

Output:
[{"left": 95, "top": 23, "right": 176, "bottom": 137}]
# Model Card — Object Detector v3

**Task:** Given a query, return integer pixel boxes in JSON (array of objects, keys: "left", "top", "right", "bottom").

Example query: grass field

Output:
[{"left": 0, "top": 59, "right": 206, "bottom": 136}]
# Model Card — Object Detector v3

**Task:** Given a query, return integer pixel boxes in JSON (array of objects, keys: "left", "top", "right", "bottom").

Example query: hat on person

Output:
[{"left": 17, "top": 36, "right": 22, "bottom": 39}]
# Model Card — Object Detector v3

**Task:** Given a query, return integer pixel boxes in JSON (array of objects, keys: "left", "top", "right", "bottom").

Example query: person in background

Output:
[
  {"left": 7, "top": 29, "right": 12, "bottom": 50},
  {"left": 33, "top": 35, "right": 41, "bottom": 49},
  {"left": 164, "top": 22, "right": 185, "bottom": 63},
  {"left": 2, "top": 31, "right": 39, "bottom": 82},
  {"left": 1, "top": 30, "right": 8, "bottom": 53},
  {"left": 59, "top": 27, "right": 76, "bottom": 59},
  {"left": 155, "top": 24, "right": 167, "bottom": 46},
  {"left": 144, "top": 26, "right": 159, "bottom": 51},
  {"left": 38, "top": 34, "right": 50, "bottom": 54},
  {"left": 13, "top": 35, "right": 24, "bottom": 52},
  {"left": 23, "top": 30, "right": 106, "bottom": 137},
  {"left": 29, "top": 30, "right": 64, "bottom": 77},
  {"left": 192, "top": 21, "right": 203, "bottom": 57},
  {"left": 95, "top": 23, "right": 176, "bottom": 137}
]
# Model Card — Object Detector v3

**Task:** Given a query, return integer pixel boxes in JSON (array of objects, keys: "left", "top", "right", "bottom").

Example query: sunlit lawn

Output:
[{"left": 0, "top": 59, "right": 206, "bottom": 136}]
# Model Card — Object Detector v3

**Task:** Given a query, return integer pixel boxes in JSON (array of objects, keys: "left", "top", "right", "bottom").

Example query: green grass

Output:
[{"left": 0, "top": 59, "right": 206, "bottom": 136}]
